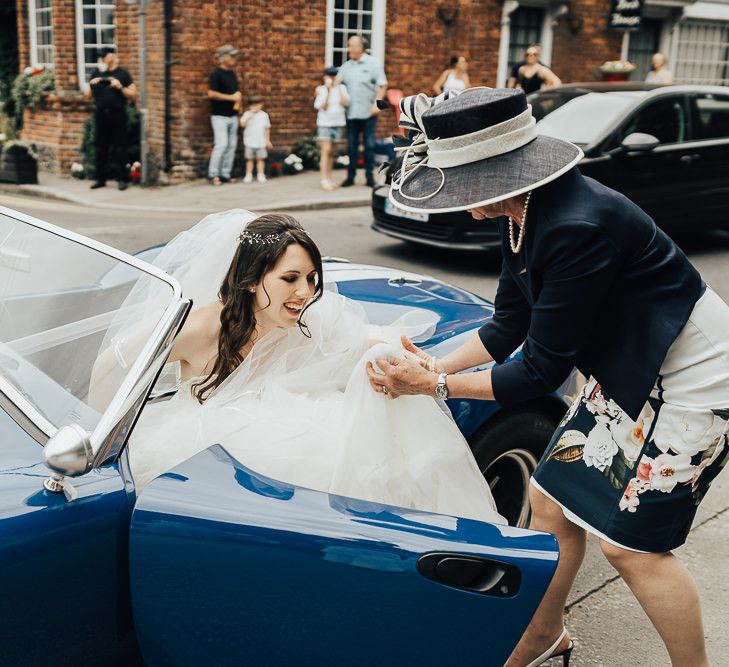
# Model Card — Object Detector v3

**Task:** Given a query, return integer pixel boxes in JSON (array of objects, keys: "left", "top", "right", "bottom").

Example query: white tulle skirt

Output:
[{"left": 130, "top": 337, "right": 503, "bottom": 524}]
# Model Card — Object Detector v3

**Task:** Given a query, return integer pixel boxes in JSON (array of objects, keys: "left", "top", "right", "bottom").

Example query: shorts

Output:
[
  {"left": 245, "top": 146, "right": 268, "bottom": 159},
  {"left": 317, "top": 126, "right": 343, "bottom": 142}
]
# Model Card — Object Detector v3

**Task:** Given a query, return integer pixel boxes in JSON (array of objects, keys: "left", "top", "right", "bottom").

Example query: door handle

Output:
[
  {"left": 680, "top": 154, "right": 701, "bottom": 164},
  {"left": 417, "top": 553, "right": 521, "bottom": 597}
]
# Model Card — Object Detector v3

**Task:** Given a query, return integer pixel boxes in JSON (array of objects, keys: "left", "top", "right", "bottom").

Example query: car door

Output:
[
  {"left": 129, "top": 444, "right": 559, "bottom": 666},
  {"left": 0, "top": 206, "right": 189, "bottom": 665},
  {"left": 686, "top": 91, "right": 729, "bottom": 228},
  {"left": 585, "top": 94, "right": 694, "bottom": 230}
]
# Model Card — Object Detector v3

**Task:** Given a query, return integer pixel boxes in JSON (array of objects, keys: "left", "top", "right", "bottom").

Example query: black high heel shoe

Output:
[{"left": 525, "top": 627, "right": 574, "bottom": 667}]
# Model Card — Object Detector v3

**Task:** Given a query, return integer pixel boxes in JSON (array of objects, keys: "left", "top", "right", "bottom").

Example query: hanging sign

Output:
[{"left": 608, "top": 0, "right": 644, "bottom": 30}]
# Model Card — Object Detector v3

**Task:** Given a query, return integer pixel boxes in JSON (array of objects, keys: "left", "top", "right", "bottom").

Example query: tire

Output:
[{"left": 468, "top": 407, "right": 559, "bottom": 528}]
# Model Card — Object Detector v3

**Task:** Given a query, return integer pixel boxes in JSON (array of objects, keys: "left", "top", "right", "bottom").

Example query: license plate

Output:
[{"left": 384, "top": 199, "right": 429, "bottom": 222}]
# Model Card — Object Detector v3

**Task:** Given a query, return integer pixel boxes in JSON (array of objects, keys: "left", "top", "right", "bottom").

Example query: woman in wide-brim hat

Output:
[{"left": 367, "top": 87, "right": 729, "bottom": 667}]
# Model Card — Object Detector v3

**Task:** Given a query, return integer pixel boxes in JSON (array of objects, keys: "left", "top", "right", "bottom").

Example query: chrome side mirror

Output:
[
  {"left": 621, "top": 132, "right": 660, "bottom": 153},
  {"left": 43, "top": 424, "right": 92, "bottom": 493}
]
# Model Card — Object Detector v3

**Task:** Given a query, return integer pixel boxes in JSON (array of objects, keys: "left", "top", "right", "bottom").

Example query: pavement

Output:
[
  {"left": 566, "top": 472, "right": 729, "bottom": 665},
  {"left": 0, "top": 169, "right": 376, "bottom": 213}
]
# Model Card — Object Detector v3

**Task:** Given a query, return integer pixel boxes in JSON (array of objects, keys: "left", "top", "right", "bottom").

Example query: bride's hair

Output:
[{"left": 192, "top": 213, "right": 323, "bottom": 402}]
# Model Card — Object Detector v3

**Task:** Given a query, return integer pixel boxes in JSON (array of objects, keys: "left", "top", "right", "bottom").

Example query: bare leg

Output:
[
  {"left": 245, "top": 159, "right": 253, "bottom": 178},
  {"left": 319, "top": 139, "right": 332, "bottom": 183},
  {"left": 600, "top": 541, "right": 710, "bottom": 667},
  {"left": 506, "top": 486, "right": 586, "bottom": 666},
  {"left": 256, "top": 158, "right": 266, "bottom": 178}
]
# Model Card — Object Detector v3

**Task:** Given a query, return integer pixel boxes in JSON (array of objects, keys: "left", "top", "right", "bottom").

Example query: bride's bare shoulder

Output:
[{"left": 169, "top": 301, "right": 222, "bottom": 363}]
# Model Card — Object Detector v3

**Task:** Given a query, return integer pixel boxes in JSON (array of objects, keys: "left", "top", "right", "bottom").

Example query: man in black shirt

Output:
[
  {"left": 207, "top": 44, "right": 242, "bottom": 185},
  {"left": 86, "top": 47, "right": 136, "bottom": 190}
]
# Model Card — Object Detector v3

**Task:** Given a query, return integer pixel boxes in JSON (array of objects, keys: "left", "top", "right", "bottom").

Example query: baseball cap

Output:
[{"left": 216, "top": 44, "right": 239, "bottom": 58}]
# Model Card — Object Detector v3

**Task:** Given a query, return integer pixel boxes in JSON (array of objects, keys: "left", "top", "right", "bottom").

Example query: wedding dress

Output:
[{"left": 127, "top": 209, "right": 504, "bottom": 524}]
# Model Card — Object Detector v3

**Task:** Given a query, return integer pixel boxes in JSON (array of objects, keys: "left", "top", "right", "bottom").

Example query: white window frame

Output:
[
  {"left": 28, "top": 0, "right": 54, "bottom": 70},
  {"left": 74, "top": 0, "right": 116, "bottom": 89},
  {"left": 325, "top": 0, "right": 386, "bottom": 68}
]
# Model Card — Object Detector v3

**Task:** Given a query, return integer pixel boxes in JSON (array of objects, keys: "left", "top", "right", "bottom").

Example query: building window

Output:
[
  {"left": 29, "top": 0, "right": 54, "bottom": 69},
  {"left": 75, "top": 0, "right": 116, "bottom": 86},
  {"left": 508, "top": 6, "right": 545, "bottom": 76},
  {"left": 325, "top": 0, "right": 386, "bottom": 68},
  {"left": 674, "top": 20, "right": 729, "bottom": 86}
]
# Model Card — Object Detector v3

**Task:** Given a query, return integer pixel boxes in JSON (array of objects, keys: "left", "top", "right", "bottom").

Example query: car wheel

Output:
[{"left": 468, "top": 408, "right": 558, "bottom": 528}]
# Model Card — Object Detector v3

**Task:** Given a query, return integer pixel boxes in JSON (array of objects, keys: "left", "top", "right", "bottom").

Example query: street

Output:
[{"left": 4, "top": 192, "right": 729, "bottom": 666}]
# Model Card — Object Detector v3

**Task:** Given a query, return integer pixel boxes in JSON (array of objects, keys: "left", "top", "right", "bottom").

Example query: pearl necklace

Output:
[{"left": 508, "top": 191, "right": 532, "bottom": 254}]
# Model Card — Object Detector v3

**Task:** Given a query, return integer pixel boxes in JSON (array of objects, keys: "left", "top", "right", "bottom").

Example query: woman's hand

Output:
[
  {"left": 366, "top": 355, "right": 436, "bottom": 399},
  {"left": 401, "top": 335, "right": 444, "bottom": 373}
]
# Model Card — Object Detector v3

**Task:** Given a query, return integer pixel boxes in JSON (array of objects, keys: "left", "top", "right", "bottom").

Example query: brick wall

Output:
[
  {"left": 163, "top": 0, "right": 332, "bottom": 179},
  {"left": 16, "top": 0, "right": 29, "bottom": 73},
  {"left": 16, "top": 0, "right": 625, "bottom": 181},
  {"left": 551, "top": 0, "right": 624, "bottom": 83},
  {"left": 23, "top": 95, "right": 92, "bottom": 173}
]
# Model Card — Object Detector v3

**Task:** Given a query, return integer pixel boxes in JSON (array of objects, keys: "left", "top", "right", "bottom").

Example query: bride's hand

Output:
[{"left": 401, "top": 336, "right": 443, "bottom": 373}]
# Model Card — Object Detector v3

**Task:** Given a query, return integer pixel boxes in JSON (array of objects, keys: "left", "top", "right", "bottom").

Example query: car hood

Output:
[{"left": 325, "top": 261, "right": 494, "bottom": 345}]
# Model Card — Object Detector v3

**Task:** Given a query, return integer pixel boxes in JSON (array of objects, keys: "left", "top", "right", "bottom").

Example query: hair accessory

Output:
[{"left": 239, "top": 231, "right": 281, "bottom": 245}]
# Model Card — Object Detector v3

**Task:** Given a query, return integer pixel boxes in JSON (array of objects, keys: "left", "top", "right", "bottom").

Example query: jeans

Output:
[
  {"left": 208, "top": 115, "right": 239, "bottom": 179},
  {"left": 94, "top": 108, "right": 128, "bottom": 183},
  {"left": 346, "top": 116, "right": 376, "bottom": 180}
]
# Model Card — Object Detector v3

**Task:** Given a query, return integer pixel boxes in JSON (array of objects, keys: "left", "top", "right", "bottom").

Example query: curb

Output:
[{"left": 0, "top": 183, "right": 372, "bottom": 213}]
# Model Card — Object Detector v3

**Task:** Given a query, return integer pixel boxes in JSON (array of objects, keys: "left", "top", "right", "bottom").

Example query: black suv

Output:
[{"left": 372, "top": 84, "right": 729, "bottom": 250}]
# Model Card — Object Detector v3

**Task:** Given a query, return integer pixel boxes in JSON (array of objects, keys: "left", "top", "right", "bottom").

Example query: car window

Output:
[
  {"left": 528, "top": 89, "right": 590, "bottom": 122},
  {"left": 0, "top": 212, "right": 176, "bottom": 436},
  {"left": 692, "top": 94, "right": 729, "bottom": 140},
  {"left": 618, "top": 96, "right": 688, "bottom": 145},
  {"left": 535, "top": 92, "right": 636, "bottom": 145}
]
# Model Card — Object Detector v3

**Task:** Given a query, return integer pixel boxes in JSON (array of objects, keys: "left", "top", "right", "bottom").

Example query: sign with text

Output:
[{"left": 608, "top": 0, "right": 644, "bottom": 30}]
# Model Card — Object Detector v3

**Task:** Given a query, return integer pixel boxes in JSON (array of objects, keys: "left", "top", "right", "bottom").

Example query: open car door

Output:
[{"left": 130, "top": 445, "right": 558, "bottom": 666}]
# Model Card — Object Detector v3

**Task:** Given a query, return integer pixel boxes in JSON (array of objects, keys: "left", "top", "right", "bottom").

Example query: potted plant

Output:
[
  {"left": 599, "top": 60, "right": 637, "bottom": 82},
  {"left": 0, "top": 140, "right": 38, "bottom": 184}
]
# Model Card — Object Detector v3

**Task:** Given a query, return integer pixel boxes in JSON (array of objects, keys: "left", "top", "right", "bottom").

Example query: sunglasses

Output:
[{"left": 525, "top": 51, "right": 538, "bottom": 56}]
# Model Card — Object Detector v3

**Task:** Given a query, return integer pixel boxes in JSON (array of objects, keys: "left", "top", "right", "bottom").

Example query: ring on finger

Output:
[{"left": 382, "top": 386, "right": 389, "bottom": 395}]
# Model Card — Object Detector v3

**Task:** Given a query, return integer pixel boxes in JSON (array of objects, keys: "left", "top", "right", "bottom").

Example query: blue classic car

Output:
[{"left": 0, "top": 206, "right": 565, "bottom": 666}]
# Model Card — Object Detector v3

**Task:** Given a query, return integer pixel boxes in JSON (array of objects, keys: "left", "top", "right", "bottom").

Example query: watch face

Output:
[{"left": 436, "top": 384, "right": 448, "bottom": 399}]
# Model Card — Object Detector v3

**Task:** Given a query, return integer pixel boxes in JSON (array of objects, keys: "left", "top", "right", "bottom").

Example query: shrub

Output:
[
  {"left": 8, "top": 67, "right": 54, "bottom": 131},
  {"left": 290, "top": 136, "right": 320, "bottom": 169},
  {"left": 281, "top": 153, "right": 304, "bottom": 175}
]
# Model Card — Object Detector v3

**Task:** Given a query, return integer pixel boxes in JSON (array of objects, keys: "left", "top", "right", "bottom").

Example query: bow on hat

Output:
[{"left": 391, "top": 88, "right": 538, "bottom": 202}]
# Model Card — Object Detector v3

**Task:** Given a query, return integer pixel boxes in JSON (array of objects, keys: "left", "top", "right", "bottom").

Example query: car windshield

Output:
[
  {"left": 0, "top": 211, "right": 175, "bottom": 436},
  {"left": 535, "top": 92, "right": 639, "bottom": 145}
]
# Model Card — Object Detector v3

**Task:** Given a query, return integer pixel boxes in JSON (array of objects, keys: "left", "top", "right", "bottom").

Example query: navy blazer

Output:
[{"left": 478, "top": 169, "right": 704, "bottom": 421}]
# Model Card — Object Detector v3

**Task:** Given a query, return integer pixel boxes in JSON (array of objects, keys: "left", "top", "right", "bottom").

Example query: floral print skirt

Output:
[{"left": 532, "top": 287, "right": 729, "bottom": 553}]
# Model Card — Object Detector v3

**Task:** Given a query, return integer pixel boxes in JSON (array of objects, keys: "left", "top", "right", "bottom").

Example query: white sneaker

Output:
[
  {"left": 243, "top": 174, "right": 253, "bottom": 184},
  {"left": 257, "top": 174, "right": 267, "bottom": 184}
]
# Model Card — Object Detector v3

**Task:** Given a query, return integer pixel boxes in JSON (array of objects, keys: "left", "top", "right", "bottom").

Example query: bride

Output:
[{"left": 127, "top": 209, "right": 503, "bottom": 524}]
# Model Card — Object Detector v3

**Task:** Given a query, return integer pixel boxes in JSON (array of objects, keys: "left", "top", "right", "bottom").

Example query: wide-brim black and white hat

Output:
[{"left": 388, "top": 87, "right": 583, "bottom": 214}]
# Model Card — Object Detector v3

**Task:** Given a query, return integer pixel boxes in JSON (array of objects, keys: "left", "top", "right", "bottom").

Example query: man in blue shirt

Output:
[{"left": 336, "top": 35, "right": 387, "bottom": 187}]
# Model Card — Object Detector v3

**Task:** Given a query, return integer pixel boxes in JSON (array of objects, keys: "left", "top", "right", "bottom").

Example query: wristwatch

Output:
[{"left": 435, "top": 372, "right": 449, "bottom": 400}]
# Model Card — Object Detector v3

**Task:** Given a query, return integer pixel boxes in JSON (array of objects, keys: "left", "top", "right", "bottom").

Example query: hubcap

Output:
[{"left": 482, "top": 448, "right": 539, "bottom": 528}]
